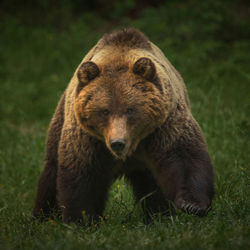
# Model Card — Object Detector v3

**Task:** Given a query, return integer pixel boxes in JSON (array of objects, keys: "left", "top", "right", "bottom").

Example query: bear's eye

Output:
[
  {"left": 101, "top": 109, "right": 110, "bottom": 116},
  {"left": 126, "top": 108, "right": 134, "bottom": 115}
]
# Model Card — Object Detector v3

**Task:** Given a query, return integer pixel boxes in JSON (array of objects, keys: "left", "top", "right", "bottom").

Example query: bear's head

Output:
[{"left": 74, "top": 57, "right": 169, "bottom": 159}]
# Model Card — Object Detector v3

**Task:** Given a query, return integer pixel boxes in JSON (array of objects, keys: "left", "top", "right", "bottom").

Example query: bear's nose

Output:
[{"left": 110, "top": 139, "right": 126, "bottom": 155}]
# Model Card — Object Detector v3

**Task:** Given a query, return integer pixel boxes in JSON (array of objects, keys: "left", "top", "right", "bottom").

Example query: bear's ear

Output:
[
  {"left": 77, "top": 61, "right": 100, "bottom": 84},
  {"left": 133, "top": 57, "right": 156, "bottom": 81}
]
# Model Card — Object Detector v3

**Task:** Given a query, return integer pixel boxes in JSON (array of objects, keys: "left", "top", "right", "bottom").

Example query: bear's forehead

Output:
[
  {"left": 97, "top": 69, "right": 142, "bottom": 88},
  {"left": 95, "top": 58, "right": 140, "bottom": 84},
  {"left": 88, "top": 73, "right": 145, "bottom": 105},
  {"left": 103, "top": 64, "right": 129, "bottom": 75}
]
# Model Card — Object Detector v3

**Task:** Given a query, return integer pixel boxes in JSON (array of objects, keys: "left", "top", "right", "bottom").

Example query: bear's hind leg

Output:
[
  {"left": 125, "top": 168, "right": 174, "bottom": 222},
  {"left": 32, "top": 94, "right": 65, "bottom": 219}
]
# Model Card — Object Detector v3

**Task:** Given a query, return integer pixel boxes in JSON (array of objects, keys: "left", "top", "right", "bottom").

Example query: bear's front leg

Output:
[
  {"left": 149, "top": 132, "right": 214, "bottom": 216},
  {"left": 57, "top": 164, "right": 111, "bottom": 224},
  {"left": 57, "top": 132, "right": 113, "bottom": 224}
]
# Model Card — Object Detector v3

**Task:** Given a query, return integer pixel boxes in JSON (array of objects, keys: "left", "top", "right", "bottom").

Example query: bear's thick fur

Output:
[{"left": 33, "top": 28, "right": 214, "bottom": 224}]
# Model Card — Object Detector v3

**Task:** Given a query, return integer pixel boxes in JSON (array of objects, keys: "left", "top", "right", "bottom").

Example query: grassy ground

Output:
[{"left": 0, "top": 1, "right": 250, "bottom": 249}]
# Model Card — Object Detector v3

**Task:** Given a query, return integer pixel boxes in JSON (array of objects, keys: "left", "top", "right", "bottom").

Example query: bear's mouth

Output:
[
  {"left": 104, "top": 138, "right": 131, "bottom": 161},
  {"left": 106, "top": 138, "right": 140, "bottom": 161},
  {"left": 108, "top": 144, "right": 129, "bottom": 161}
]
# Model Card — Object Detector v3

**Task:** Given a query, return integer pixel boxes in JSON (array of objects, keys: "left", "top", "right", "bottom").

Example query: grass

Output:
[{"left": 0, "top": 2, "right": 250, "bottom": 249}]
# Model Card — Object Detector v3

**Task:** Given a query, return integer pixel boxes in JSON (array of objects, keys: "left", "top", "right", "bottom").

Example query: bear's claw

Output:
[{"left": 180, "top": 200, "right": 209, "bottom": 216}]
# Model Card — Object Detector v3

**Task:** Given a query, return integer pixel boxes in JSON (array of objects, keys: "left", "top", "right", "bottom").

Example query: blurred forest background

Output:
[{"left": 0, "top": 0, "right": 249, "bottom": 249}]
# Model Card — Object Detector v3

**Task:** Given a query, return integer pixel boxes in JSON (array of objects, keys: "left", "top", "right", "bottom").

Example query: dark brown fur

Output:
[
  {"left": 33, "top": 29, "right": 214, "bottom": 224},
  {"left": 33, "top": 93, "right": 65, "bottom": 218},
  {"left": 102, "top": 28, "right": 152, "bottom": 50}
]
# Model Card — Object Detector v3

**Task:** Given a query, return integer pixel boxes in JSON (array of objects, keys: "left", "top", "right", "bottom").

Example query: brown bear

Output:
[{"left": 33, "top": 28, "right": 214, "bottom": 224}]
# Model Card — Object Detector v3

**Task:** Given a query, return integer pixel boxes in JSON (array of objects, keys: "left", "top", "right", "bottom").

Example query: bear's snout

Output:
[
  {"left": 110, "top": 139, "right": 126, "bottom": 156},
  {"left": 104, "top": 117, "right": 131, "bottom": 159}
]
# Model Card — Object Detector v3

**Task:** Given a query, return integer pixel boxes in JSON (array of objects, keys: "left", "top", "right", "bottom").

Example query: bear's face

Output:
[{"left": 74, "top": 58, "right": 168, "bottom": 159}]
